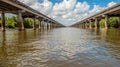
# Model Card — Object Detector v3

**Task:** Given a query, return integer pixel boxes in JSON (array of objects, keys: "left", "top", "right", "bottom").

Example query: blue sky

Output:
[
  {"left": 19, "top": 0, "right": 120, "bottom": 26},
  {"left": 38, "top": 0, "right": 120, "bottom": 9}
]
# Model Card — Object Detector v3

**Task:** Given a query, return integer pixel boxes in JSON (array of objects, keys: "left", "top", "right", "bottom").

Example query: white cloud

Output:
[
  {"left": 49, "top": 1, "right": 90, "bottom": 26},
  {"left": 19, "top": 0, "right": 52, "bottom": 15},
  {"left": 107, "top": 1, "right": 117, "bottom": 7},
  {"left": 88, "top": 5, "right": 105, "bottom": 16},
  {"left": 17, "top": 0, "right": 117, "bottom": 26}
]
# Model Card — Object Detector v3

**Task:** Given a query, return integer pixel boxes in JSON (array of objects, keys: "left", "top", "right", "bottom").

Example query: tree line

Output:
[
  {"left": 0, "top": 16, "right": 40, "bottom": 28},
  {"left": 0, "top": 16, "right": 120, "bottom": 29}
]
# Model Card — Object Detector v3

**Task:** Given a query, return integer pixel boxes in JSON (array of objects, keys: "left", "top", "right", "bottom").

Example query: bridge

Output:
[
  {"left": 72, "top": 3, "right": 120, "bottom": 29},
  {"left": 0, "top": 0, "right": 64, "bottom": 31}
]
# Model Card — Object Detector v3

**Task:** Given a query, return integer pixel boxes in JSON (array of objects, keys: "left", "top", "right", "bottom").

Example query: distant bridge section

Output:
[{"left": 72, "top": 3, "right": 120, "bottom": 29}]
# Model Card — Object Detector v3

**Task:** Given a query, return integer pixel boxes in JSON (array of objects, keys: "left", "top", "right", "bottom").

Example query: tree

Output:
[
  {"left": 24, "top": 18, "right": 33, "bottom": 28},
  {"left": 108, "top": 17, "right": 119, "bottom": 28},
  {"left": 99, "top": 19, "right": 105, "bottom": 28}
]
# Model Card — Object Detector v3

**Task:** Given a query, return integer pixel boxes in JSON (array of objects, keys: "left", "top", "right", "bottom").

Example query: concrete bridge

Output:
[
  {"left": 0, "top": 0, "right": 64, "bottom": 31},
  {"left": 72, "top": 3, "right": 120, "bottom": 29}
]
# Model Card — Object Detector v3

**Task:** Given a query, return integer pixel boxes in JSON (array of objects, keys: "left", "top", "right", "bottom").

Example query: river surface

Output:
[{"left": 0, "top": 27, "right": 120, "bottom": 67}]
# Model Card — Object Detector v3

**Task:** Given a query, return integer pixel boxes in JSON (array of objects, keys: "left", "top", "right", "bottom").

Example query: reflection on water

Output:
[{"left": 0, "top": 28, "right": 120, "bottom": 67}]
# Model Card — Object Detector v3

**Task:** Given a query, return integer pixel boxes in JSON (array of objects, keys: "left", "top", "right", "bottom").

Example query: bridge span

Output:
[
  {"left": 0, "top": 0, "right": 64, "bottom": 31},
  {"left": 72, "top": 3, "right": 120, "bottom": 29}
]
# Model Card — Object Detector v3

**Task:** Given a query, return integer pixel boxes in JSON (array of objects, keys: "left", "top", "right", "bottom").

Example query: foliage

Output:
[
  {"left": 0, "top": 16, "right": 37, "bottom": 28},
  {"left": 24, "top": 18, "right": 33, "bottom": 28},
  {"left": 99, "top": 17, "right": 119, "bottom": 28},
  {"left": 108, "top": 17, "right": 119, "bottom": 28},
  {"left": 5, "top": 18, "right": 17, "bottom": 28},
  {"left": 99, "top": 19, "right": 105, "bottom": 28},
  {"left": 0, "top": 16, "right": 119, "bottom": 29}
]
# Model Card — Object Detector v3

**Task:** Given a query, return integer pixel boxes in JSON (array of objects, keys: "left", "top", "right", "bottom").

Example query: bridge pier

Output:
[
  {"left": 39, "top": 20, "right": 42, "bottom": 29},
  {"left": 82, "top": 23, "right": 85, "bottom": 28},
  {"left": 84, "top": 22, "right": 86, "bottom": 28},
  {"left": 104, "top": 15, "right": 109, "bottom": 29},
  {"left": 51, "top": 23, "right": 54, "bottom": 28},
  {"left": 18, "top": 10, "right": 24, "bottom": 31},
  {"left": 85, "top": 22, "right": 87, "bottom": 29},
  {"left": 33, "top": 17, "right": 37, "bottom": 30},
  {"left": 44, "top": 22, "right": 47, "bottom": 29},
  {"left": 48, "top": 23, "right": 51, "bottom": 29},
  {"left": 47, "top": 23, "right": 49, "bottom": 29},
  {"left": 89, "top": 20, "right": 92, "bottom": 29},
  {"left": 86, "top": 22, "right": 89, "bottom": 29},
  {"left": 94, "top": 18, "right": 99, "bottom": 29},
  {"left": 43, "top": 20, "right": 46, "bottom": 29},
  {"left": 50, "top": 23, "right": 52, "bottom": 28},
  {"left": 46, "top": 22, "right": 49, "bottom": 29},
  {"left": 1, "top": 11, "right": 5, "bottom": 32},
  {"left": 81, "top": 23, "right": 83, "bottom": 28},
  {"left": 53, "top": 23, "right": 55, "bottom": 28}
]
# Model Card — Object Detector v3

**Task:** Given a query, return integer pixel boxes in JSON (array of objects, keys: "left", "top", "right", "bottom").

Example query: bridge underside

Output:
[
  {"left": 0, "top": 0, "right": 64, "bottom": 31},
  {"left": 0, "top": 1, "right": 35, "bottom": 17}
]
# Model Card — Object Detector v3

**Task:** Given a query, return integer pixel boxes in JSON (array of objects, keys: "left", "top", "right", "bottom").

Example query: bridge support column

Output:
[
  {"left": 86, "top": 22, "right": 89, "bottom": 29},
  {"left": 84, "top": 23, "right": 86, "bottom": 28},
  {"left": 85, "top": 22, "right": 88, "bottom": 29},
  {"left": 82, "top": 23, "right": 84, "bottom": 28},
  {"left": 41, "top": 20, "right": 44, "bottom": 29},
  {"left": 105, "top": 15, "right": 109, "bottom": 29},
  {"left": 84, "top": 22, "right": 86, "bottom": 29},
  {"left": 94, "top": 18, "right": 99, "bottom": 29},
  {"left": 80, "top": 23, "right": 83, "bottom": 28},
  {"left": 18, "top": 10, "right": 24, "bottom": 31},
  {"left": 50, "top": 23, "right": 52, "bottom": 28},
  {"left": 53, "top": 23, "right": 55, "bottom": 28},
  {"left": 89, "top": 20, "right": 92, "bottom": 29},
  {"left": 39, "top": 20, "right": 42, "bottom": 29},
  {"left": 81, "top": 23, "right": 83, "bottom": 28},
  {"left": 49, "top": 23, "right": 51, "bottom": 29},
  {"left": 44, "top": 22, "right": 47, "bottom": 29},
  {"left": 51, "top": 23, "right": 53, "bottom": 28},
  {"left": 44, "top": 21, "right": 46, "bottom": 29},
  {"left": 33, "top": 17, "right": 37, "bottom": 30},
  {"left": 1, "top": 11, "right": 5, "bottom": 32},
  {"left": 46, "top": 22, "right": 49, "bottom": 29}
]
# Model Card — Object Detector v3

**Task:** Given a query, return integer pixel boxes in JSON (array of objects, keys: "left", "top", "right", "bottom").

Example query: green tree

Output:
[
  {"left": 99, "top": 19, "right": 105, "bottom": 28},
  {"left": 24, "top": 18, "right": 33, "bottom": 28},
  {"left": 5, "top": 18, "right": 16, "bottom": 28},
  {"left": 108, "top": 17, "right": 119, "bottom": 28}
]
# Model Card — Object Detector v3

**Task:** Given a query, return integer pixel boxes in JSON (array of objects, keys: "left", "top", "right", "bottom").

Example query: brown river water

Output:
[{"left": 0, "top": 27, "right": 120, "bottom": 67}]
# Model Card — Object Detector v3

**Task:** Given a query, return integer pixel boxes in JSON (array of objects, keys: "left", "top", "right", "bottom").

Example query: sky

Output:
[{"left": 18, "top": 0, "right": 120, "bottom": 26}]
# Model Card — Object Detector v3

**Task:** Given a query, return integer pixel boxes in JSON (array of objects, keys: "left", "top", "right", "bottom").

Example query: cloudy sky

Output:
[{"left": 18, "top": 0, "right": 120, "bottom": 26}]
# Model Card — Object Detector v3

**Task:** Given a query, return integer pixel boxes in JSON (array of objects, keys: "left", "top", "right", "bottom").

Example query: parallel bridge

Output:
[{"left": 72, "top": 3, "right": 120, "bottom": 29}]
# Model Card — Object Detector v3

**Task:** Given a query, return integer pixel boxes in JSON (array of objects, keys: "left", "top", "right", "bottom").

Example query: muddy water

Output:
[{"left": 0, "top": 27, "right": 120, "bottom": 67}]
